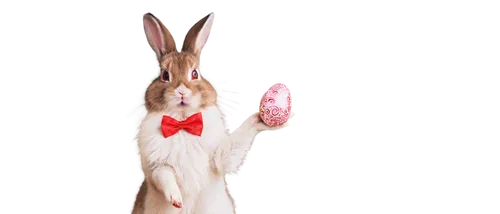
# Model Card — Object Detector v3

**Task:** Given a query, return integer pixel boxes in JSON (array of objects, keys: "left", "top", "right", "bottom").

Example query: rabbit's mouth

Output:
[
  {"left": 178, "top": 98, "right": 192, "bottom": 107},
  {"left": 169, "top": 86, "right": 202, "bottom": 109}
]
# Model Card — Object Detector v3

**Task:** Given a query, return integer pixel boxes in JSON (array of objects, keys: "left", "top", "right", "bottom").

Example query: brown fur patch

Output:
[
  {"left": 143, "top": 13, "right": 177, "bottom": 61},
  {"left": 181, "top": 13, "right": 212, "bottom": 56},
  {"left": 145, "top": 52, "right": 217, "bottom": 113},
  {"left": 131, "top": 179, "right": 147, "bottom": 214}
]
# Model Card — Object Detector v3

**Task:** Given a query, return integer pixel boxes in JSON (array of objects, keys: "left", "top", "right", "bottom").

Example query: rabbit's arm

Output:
[
  {"left": 150, "top": 165, "right": 184, "bottom": 208},
  {"left": 212, "top": 120, "right": 258, "bottom": 174},
  {"left": 211, "top": 112, "right": 292, "bottom": 174}
]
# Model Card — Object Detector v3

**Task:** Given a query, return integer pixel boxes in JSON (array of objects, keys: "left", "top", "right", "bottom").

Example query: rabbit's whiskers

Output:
[
  {"left": 224, "top": 103, "right": 240, "bottom": 112},
  {"left": 218, "top": 89, "right": 239, "bottom": 94},
  {"left": 210, "top": 80, "right": 230, "bottom": 86},
  {"left": 217, "top": 96, "right": 241, "bottom": 105}
]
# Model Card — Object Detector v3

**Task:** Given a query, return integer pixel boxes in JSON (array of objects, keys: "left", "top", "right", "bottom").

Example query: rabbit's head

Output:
[{"left": 142, "top": 12, "right": 217, "bottom": 114}]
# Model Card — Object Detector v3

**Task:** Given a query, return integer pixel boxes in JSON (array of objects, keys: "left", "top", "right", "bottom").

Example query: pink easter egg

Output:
[{"left": 259, "top": 83, "right": 292, "bottom": 127}]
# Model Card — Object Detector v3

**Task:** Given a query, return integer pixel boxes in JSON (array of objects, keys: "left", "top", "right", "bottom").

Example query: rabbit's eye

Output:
[
  {"left": 160, "top": 70, "right": 170, "bottom": 82},
  {"left": 191, "top": 70, "right": 199, "bottom": 80}
]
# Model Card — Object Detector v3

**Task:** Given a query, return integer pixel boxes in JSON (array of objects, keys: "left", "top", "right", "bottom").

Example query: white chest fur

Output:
[{"left": 137, "top": 106, "right": 227, "bottom": 196}]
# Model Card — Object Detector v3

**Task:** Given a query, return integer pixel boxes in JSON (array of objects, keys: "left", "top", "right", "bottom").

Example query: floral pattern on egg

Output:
[{"left": 259, "top": 83, "right": 292, "bottom": 126}]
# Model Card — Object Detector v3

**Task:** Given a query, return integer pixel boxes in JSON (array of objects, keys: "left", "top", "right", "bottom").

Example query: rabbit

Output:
[{"left": 131, "top": 12, "right": 293, "bottom": 214}]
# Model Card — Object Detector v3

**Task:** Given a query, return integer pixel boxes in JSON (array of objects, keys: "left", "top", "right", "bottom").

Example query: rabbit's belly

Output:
[
  {"left": 160, "top": 132, "right": 211, "bottom": 196},
  {"left": 195, "top": 176, "right": 235, "bottom": 214}
]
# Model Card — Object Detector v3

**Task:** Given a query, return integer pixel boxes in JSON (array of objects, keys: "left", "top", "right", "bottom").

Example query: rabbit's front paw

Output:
[
  {"left": 165, "top": 184, "right": 183, "bottom": 208},
  {"left": 247, "top": 112, "right": 295, "bottom": 132}
]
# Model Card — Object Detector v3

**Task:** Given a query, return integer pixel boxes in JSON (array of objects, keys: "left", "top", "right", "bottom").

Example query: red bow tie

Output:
[{"left": 161, "top": 112, "right": 203, "bottom": 138}]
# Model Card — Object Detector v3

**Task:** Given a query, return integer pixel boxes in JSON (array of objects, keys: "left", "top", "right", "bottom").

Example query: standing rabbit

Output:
[{"left": 131, "top": 12, "right": 293, "bottom": 214}]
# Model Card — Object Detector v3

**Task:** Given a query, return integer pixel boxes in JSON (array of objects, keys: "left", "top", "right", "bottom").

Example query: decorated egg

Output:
[{"left": 259, "top": 83, "right": 292, "bottom": 127}]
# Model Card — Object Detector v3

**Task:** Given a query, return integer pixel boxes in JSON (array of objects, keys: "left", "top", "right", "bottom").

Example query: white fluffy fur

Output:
[
  {"left": 137, "top": 12, "right": 292, "bottom": 214},
  {"left": 137, "top": 105, "right": 259, "bottom": 214}
]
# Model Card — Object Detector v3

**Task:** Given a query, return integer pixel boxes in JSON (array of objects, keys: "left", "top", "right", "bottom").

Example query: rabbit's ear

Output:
[
  {"left": 182, "top": 12, "right": 214, "bottom": 56},
  {"left": 143, "top": 13, "right": 177, "bottom": 60}
]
